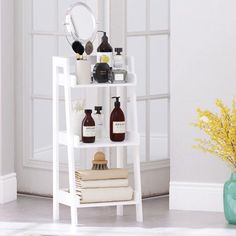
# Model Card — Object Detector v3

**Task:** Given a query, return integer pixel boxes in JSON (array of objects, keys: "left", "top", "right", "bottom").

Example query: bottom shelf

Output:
[{"left": 58, "top": 189, "right": 137, "bottom": 208}]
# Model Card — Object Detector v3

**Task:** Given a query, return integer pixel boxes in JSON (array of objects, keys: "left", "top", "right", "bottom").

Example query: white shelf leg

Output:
[
  {"left": 64, "top": 59, "right": 78, "bottom": 226},
  {"left": 104, "top": 87, "right": 111, "bottom": 167},
  {"left": 133, "top": 145, "right": 143, "bottom": 222},
  {"left": 116, "top": 146, "right": 124, "bottom": 216},
  {"left": 53, "top": 58, "right": 59, "bottom": 221}
]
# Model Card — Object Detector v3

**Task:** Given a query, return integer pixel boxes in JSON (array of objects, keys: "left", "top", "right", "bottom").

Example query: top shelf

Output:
[{"left": 58, "top": 72, "right": 136, "bottom": 88}]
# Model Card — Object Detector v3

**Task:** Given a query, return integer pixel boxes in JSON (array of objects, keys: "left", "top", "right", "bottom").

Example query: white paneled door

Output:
[
  {"left": 15, "top": 0, "right": 170, "bottom": 196},
  {"left": 15, "top": 0, "right": 103, "bottom": 195}
]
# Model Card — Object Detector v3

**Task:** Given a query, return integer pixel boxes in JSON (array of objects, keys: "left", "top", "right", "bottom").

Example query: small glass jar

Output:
[{"left": 81, "top": 109, "right": 95, "bottom": 143}]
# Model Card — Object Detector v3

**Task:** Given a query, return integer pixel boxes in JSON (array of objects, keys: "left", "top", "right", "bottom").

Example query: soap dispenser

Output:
[
  {"left": 97, "top": 31, "right": 113, "bottom": 67},
  {"left": 110, "top": 97, "right": 125, "bottom": 142}
]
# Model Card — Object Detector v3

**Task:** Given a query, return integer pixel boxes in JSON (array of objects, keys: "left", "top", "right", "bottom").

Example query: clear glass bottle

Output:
[
  {"left": 81, "top": 109, "right": 95, "bottom": 143},
  {"left": 94, "top": 106, "right": 104, "bottom": 140},
  {"left": 112, "top": 48, "right": 127, "bottom": 83}
]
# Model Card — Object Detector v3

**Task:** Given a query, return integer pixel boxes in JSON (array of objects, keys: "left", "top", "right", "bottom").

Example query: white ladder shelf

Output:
[{"left": 52, "top": 56, "right": 143, "bottom": 225}]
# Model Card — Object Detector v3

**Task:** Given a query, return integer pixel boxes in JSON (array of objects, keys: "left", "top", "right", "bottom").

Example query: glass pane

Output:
[
  {"left": 150, "top": 35, "right": 169, "bottom": 95},
  {"left": 33, "top": 100, "right": 52, "bottom": 152},
  {"left": 33, "top": 0, "right": 57, "bottom": 31},
  {"left": 150, "top": 99, "right": 168, "bottom": 160},
  {"left": 127, "top": 0, "right": 146, "bottom": 32},
  {"left": 33, "top": 35, "right": 57, "bottom": 96},
  {"left": 127, "top": 101, "right": 146, "bottom": 163},
  {"left": 150, "top": 0, "right": 169, "bottom": 30},
  {"left": 58, "top": 36, "right": 74, "bottom": 57},
  {"left": 127, "top": 36, "right": 146, "bottom": 96},
  {"left": 33, "top": 100, "right": 66, "bottom": 161}
]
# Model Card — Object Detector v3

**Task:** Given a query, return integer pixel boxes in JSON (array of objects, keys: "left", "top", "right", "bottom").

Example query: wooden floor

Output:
[{"left": 0, "top": 195, "right": 235, "bottom": 235}]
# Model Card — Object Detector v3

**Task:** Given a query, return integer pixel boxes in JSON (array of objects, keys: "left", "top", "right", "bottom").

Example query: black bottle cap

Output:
[
  {"left": 85, "top": 109, "right": 92, "bottom": 113},
  {"left": 94, "top": 106, "right": 102, "bottom": 114},
  {"left": 115, "top": 48, "right": 122, "bottom": 55},
  {"left": 72, "top": 41, "right": 84, "bottom": 55},
  {"left": 112, "top": 96, "right": 120, "bottom": 107}
]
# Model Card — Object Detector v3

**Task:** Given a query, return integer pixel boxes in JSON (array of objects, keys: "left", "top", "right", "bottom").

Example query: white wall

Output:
[
  {"left": 0, "top": 0, "right": 16, "bottom": 204},
  {"left": 170, "top": 0, "right": 236, "bottom": 211},
  {"left": 0, "top": 0, "right": 15, "bottom": 176}
]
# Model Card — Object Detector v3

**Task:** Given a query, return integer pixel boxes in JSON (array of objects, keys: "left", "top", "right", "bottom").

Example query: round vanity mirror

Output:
[{"left": 65, "top": 2, "right": 97, "bottom": 44}]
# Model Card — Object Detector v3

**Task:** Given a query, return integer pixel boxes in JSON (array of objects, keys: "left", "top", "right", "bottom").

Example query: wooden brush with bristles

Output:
[{"left": 92, "top": 151, "right": 108, "bottom": 170}]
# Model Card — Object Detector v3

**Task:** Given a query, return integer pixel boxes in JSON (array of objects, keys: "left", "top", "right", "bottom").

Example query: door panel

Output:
[
  {"left": 150, "top": 0, "right": 169, "bottom": 30},
  {"left": 150, "top": 99, "right": 168, "bottom": 161},
  {"left": 15, "top": 0, "right": 102, "bottom": 195},
  {"left": 127, "top": 0, "right": 146, "bottom": 32},
  {"left": 33, "top": 0, "right": 57, "bottom": 31},
  {"left": 126, "top": 36, "right": 147, "bottom": 96},
  {"left": 150, "top": 35, "right": 169, "bottom": 95}
]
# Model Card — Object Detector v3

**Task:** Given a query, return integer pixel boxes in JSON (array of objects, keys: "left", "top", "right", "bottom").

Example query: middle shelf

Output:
[{"left": 59, "top": 131, "right": 139, "bottom": 149}]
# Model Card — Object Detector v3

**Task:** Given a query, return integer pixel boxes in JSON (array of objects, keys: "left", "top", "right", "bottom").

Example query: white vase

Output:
[
  {"left": 71, "top": 110, "right": 84, "bottom": 139},
  {"left": 71, "top": 99, "right": 85, "bottom": 140},
  {"left": 76, "top": 60, "right": 91, "bottom": 84}
]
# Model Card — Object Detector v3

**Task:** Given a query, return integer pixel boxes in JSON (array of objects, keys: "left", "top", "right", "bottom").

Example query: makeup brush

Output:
[
  {"left": 72, "top": 41, "right": 84, "bottom": 56},
  {"left": 85, "top": 41, "right": 93, "bottom": 55},
  {"left": 92, "top": 151, "right": 108, "bottom": 170}
]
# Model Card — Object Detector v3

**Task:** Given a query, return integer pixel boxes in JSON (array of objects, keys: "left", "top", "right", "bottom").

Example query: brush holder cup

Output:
[{"left": 76, "top": 60, "right": 91, "bottom": 84}]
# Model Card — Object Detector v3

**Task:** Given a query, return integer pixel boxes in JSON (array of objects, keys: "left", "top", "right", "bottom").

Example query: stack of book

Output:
[{"left": 74, "top": 168, "right": 133, "bottom": 203}]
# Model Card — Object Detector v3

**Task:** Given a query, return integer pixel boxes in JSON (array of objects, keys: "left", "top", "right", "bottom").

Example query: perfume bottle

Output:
[
  {"left": 81, "top": 109, "right": 95, "bottom": 143},
  {"left": 93, "top": 63, "right": 111, "bottom": 83},
  {"left": 94, "top": 106, "right": 104, "bottom": 140},
  {"left": 112, "top": 48, "right": 127, "bottom": 83}
]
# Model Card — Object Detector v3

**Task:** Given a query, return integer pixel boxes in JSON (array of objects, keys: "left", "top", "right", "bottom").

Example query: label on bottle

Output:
[
  {"left": 83, "top": 126, "right": 95, "bottom": 137},
  {"left": 114, "top": 73, "right": 125, "bottom": 81},
  {"left": 97, "top": 52, "right": 113, "bottom": 67},
  {"left": 113, "top": 121, "right": 125, "bottom": 134}
]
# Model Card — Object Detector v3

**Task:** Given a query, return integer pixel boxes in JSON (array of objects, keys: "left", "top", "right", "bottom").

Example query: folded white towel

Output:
[
  {"left": 75, "top": 179, "right": 129, "bottom": 189},
  {"left": 76, "top": 186, "right": 133, "bottom": 203},
  {"left": 75, "top": 168, "right": 128, "bottom": 181}
]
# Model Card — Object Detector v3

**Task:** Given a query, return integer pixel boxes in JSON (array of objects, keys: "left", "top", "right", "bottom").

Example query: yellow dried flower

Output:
[{"left": 193, "top": 98, "right": 236, "bottom": 171}]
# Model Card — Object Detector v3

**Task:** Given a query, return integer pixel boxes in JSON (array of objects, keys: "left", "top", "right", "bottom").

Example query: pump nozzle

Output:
[
  {"left": 97, "top": 31, "right": 108, "bottom": 41},
  {"left": 112, "top": 96, "right": 120, "bottom": 107}
]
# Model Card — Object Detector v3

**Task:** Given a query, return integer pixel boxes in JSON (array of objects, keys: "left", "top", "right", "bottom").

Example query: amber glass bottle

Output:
[
  {"left": 110, "top": 97, "right": 125, "bottom": 142},
  {"left": 81, "top": 109, "right": 95, "bottom": 143},
  {"left": 97, "top": 32, "right": 113, "bottom": 67}
]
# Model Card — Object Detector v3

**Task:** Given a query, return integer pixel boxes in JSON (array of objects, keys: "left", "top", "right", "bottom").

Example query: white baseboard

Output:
[
  {"left": 169, "top": 181, "right": 224, "bottom": 212},
  {"left": 0, "top": 173, "right": 17, "bottom": 204}
]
